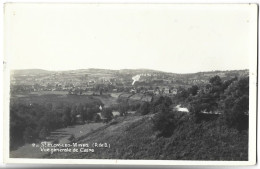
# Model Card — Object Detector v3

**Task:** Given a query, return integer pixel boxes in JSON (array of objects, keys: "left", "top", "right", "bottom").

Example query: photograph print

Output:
[{"left": 3, "top": 3, "right": 257, "bottom": 165}]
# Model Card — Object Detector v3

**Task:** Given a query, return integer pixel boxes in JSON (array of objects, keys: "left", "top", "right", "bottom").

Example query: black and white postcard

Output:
[{"left": 3, "top": 3, "right": 258, "bottom": 165}]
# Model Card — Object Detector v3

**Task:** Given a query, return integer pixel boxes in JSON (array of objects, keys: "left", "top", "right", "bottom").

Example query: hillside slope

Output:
[{"left": 47, "top": 113, "right": 248, "bottom": 160}]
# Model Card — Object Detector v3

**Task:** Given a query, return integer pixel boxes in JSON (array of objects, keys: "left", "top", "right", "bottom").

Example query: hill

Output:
[
  {"left": 11, "top": 69, "right": 52, "bottom": 75},
  {"left": 11, "top": 68, "right": 248, "bottom": 77},
  {"left": 11, "top": 68, "right": 249, "bottom": 87},
  {"left": 46, "top": 113, "right": 248, "bottom": 160}
]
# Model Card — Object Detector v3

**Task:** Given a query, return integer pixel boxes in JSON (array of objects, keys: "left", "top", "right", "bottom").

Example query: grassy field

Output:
[
  {"left": 47, "top": 113, "right": 248, "bottom": 160},
  {"left": 11, "top": 91, "right": 121, "bottom": 108},
  {"left": 30, "top": 91, "right": 69, "bottom": 95},
  {"left": 92, "top": 95, "right": 118, "bottom": 108},
  {"left": 10, "top": 92, "right": 103, "bottom": 108}
]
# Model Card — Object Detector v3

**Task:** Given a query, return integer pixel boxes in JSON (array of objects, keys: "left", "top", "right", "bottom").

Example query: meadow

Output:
[
  {"left": 11, "top": 91, "right": 103, "bottom": 107},
  {"left": 47, "top": 112, "right": 248, "bottom": 160}
]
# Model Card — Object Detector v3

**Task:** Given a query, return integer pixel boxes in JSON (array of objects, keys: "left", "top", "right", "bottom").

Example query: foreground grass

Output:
[{"left": 46, "top": 113, "right": 248, "bottom": 160}]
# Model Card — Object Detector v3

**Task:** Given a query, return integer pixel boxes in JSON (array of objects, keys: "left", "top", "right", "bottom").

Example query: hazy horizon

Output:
[
  {"left": 11, "top": 67, "right": 249, "bottom": 75},
  {"left": 5, "top": 4, "right": 256, "bottom": 73}
]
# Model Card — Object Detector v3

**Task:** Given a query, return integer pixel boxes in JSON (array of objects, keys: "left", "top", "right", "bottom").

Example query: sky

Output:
[{"left": 4, "top": 3, "right": 257, "bottom": 73}]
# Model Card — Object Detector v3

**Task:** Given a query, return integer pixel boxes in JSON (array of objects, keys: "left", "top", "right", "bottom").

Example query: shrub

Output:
[
  {"left": 102, "top": 108, "right": 113, "bottom": 123},
  {"left": 151, "top": 96, "right": 172, "bottom": 113},
  {"left": 23, "top": 127, "right": 37, "bottom": 143},
  {"left": 93, "top": 114, "right": 101, "bottom": 123},
  {"left": 152, "top": 105, "right": 176, "bottom": 137},
  {"left": 138, "top": 102, "right": 150, "bottom": 115},
  {"left": 39, "top": 127, "right": 49, "bottom": 139},
  {"left": 109, "top": 119, "right": 118, "bottom": 125},
  {"left": 68, "top": 134, "right": 75, "bottom": 142},
  {"left": 119, "top": 102, "right": 129, "bottom": 116}
]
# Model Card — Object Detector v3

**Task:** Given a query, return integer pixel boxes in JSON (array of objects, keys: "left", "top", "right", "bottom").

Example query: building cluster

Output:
[
  {"left": 11, "top": 69, "right": 248, "bottom": 96},
  {"left": 130, "top": 87, "right": 178, "bottom": 96}
]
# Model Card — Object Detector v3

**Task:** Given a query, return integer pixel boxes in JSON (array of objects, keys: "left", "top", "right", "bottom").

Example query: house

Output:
[
  {"left": 164, "top": 87, "right": 170, "bottom": 94},
  {"left": 154, "top": 89, "right": 160, "bottom": 95},
  {"left": 112, "top": 89, "right": 118, "bottom": 92},
  {"left": 88, "top": 80, "right": 95, "bottom": 86},
  {"left": 175, "top": 105, "right": 189, "bottom": 113},
  {"left": 171, "top": 89, "right": 178, "bottom": 95},
  {"left": 112, "top": 111, "right": 120, "bottom": 117}
]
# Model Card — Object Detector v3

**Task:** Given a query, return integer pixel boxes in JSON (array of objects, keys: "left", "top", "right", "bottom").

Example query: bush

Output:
[
  {"left": 151, "top": 96, "right": 172, "bottom": 113},
  {"left": 23, "top": 127, "right": 37, "bottom": 143},
  {"left": 152, "top": 105, "right": 176, "bottom": 137},
  {"left": 138, "top": 102, "right": 150, "bottom": 115},
  {"left": 93, "top": 114, "right": 101, "bottom": 123},
  {"left": 109, "top": 119, "right": 118, "bottom": 125},
  {"left": 68, "top": 134, "right": 75, "bottom": 142},
  {"left": 119, "top": 102, "right": 129, "bottom": 116},
  {"left": 39, "top": 127, "right": 49, "bottom": 139},
  {"left": 102, "top": 108, "right": 113, "bottom": 123}
]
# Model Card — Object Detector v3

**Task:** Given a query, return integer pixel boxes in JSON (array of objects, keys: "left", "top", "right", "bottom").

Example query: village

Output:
[
  {"left": 10, "top": 68, "right": 213, "bottom": 95},
  {"left": 10, "top": 69, "right": 247, "bottom": 96}
]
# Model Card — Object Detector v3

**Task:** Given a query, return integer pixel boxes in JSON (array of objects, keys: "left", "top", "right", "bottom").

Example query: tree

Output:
[
  {"left": 119, "top": 102, "right": 129, "bottom": 116},
  {"left": 99, "top": 88, "right": 103, "bottom": 95},
  {"left": 152, "top": 96, "right": 172, "bottom": 107},
  {"left": 152, "top": 104, "right": 176, "bottom": 137},
  {"left": 62, "top": 107, "right": 72, "bottom": 127},
  {"left": 93, "top": 114, "right": 101, "bottom": 122},
  {"left": 209, "top": 75, "right": 222, "bottom": 86},
  {"left": 102, "top": 108, "right": 113, "bottom": 123},
  {"left": 23, "top": 127, "right": 37, "bottom": 143},
  {"left": 222, "top": 77, "right": 249, "bottom": 131},
  {"left": 86, "top": 108, "right": 97, "bottom": 121},
  {"left": 222, "top": 77, "right": 238, "bottom": 91},
  {"left": 188, "top": 76, "right": 225, "bottom": 122},
  {"left": 70, "top": 105, "right": 78, "bottom": 124},
  {"left": 152, "top": 96, "right": 172, "bottom": 113},
  {"left": 77, "top": 104, "right": 84, "bottom": 116},
  {"left": 79, "top": 89, "right": 83, "bottom": 95},
  {"left": 39, "top": 127, "right": 49, "bottom": 139},
  {"left": 176, "top": 87, "right": 189, "bottom": 102},
  {"left": 188, "top": 85, "right": 199, "bottom": 96},
  {"left": 139, "top": 102, "right": 150, "bottom": 115}
]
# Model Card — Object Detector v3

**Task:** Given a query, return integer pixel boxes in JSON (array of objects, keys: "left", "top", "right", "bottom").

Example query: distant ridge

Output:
[
  {"left": 11, "top": 69, "right": 51, "bottom": 75},
  {"left": 11, "top": 68, "right": 249, "bottom": 76}
]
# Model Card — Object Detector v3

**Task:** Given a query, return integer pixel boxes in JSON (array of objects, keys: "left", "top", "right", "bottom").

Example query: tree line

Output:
[{"left": 134, "top": 75, "right": 249, "bottom": 137}]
